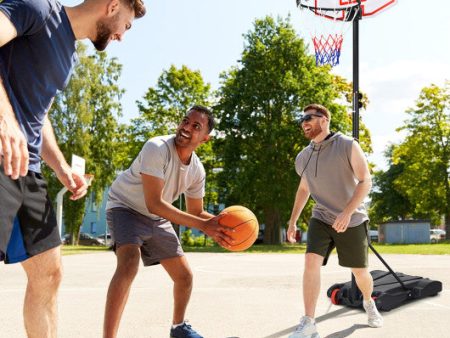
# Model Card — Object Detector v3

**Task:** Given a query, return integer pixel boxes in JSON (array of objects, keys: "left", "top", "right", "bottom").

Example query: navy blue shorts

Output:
[{"left": 0, "top": 166, "right": 61, "bottom": 264}]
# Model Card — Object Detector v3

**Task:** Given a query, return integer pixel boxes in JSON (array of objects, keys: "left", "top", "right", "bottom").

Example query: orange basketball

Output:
[{"left": 219, "top": 205, "right": 259, "bottom": 252}]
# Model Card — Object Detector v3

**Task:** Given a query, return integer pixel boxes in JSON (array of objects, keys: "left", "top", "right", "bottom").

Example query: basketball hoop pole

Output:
[
  {"left": 352, "top": 1, "right": 362, "bottom": 141},
  {"left": 350, "top": 0, "right": 362, "bottom": 303}
]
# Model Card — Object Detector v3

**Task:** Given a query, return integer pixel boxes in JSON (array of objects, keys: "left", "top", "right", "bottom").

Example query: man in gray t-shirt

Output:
[
  {"left": 286, "top": 104, "right": 383, "bottom": 338},
  {"left": 103, "top": 106, "right": 233, "bottom": 338}
]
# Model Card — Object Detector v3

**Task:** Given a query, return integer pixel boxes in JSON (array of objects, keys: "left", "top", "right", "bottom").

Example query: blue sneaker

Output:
[{"left": 170, "top": 322, "right": 203, "bottom": 338}]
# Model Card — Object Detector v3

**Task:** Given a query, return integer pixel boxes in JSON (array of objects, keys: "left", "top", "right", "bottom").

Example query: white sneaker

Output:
[
  {"left": 363, "top": 299, "right": 383, "bottom": 328},
  {"left": 288, "top": 316, "right": 320, "bottom": 338}
]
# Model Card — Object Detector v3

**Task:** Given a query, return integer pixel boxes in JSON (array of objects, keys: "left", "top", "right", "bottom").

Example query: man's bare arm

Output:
[
  {"left": 332, "top": 141, "right": 372, "bottom": 232},
  {"left": 0, "top": 11, "right": 28, "bottom": 178},
  {"left": 287, "top": 177, "right": 310, "bottom": 242},
  {"left": 41, "top": 115, "right": 87, "bottom": 200}
]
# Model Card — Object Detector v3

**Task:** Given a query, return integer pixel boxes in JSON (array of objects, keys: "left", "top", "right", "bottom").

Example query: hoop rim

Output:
[{"left": 296, "top": 2, "right": 358, "bottom": 13}]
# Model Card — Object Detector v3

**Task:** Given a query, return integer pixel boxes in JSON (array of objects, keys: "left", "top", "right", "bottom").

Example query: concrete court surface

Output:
[{"left": 0, "top": 251, "right": 449, "bottom": 338}]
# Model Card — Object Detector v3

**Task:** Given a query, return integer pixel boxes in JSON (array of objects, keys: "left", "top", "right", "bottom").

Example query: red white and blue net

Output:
[{"left": 312, "top": 33, "right": 344, "bottom": 66}]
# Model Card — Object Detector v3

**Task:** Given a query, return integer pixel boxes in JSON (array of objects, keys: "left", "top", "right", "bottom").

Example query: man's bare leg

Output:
[
  {"left": 103, "top": 245, "right": 140, "bottom": 338},
  {"left": 303, "top": 253, "right": 324, "bottom": 318},
  {"left": 352, "top": 267, "right": 383, "bottom": 328},
  {"left": 161, "top": 255, "right": 193, "bottom": 325},
  {"left": 21, "top": 246, "right": 62, "bottom": 338},
  {"left": 351, "top": 267, "right": 373, "bottom": 300}
]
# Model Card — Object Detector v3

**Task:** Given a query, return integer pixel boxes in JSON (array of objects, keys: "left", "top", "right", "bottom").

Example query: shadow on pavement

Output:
[
  {"left": 262, "top": 307, "right": 353, "bottom": 338},
  {"left": 324, "top": 324, "right": 368, "bottom": 338}
]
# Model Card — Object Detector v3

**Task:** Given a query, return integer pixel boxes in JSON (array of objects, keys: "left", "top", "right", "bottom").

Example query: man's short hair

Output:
[
  {"left": 303, "top": 103, "right": 331, "bottom": 119},
  {"left": 188, "top": 105, "right": 215, "bottom": 133},
  {"left": 121, "top": 0, "right": 146, "bottom": 18}
]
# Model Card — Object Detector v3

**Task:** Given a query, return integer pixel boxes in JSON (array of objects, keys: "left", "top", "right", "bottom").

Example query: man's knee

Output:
[
  {"left": 40, "top": 264, "right": 63, "bottom": 289},
  {"left": 305, "top": 253, "right": 324, "bottom": 270},
  {"left": 175, "top": 269, "right": 193, "bottom": 288},
  {"left": 23, "top": 248, "right": 63, "bottom": 290},
  {"left": 352, "top": 267, "right": 371, "bottom": 279},
  {"left": 116, "top": 246, "right": 141, "bottom": 279}
]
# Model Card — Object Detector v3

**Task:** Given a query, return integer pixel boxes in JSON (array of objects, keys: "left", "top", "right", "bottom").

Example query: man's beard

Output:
[
  {"left": 304, "top": 124, "right": 323, "bottom": 140},
  {"left": 93, "top": 21, "right": 112, "bottom": 51}
]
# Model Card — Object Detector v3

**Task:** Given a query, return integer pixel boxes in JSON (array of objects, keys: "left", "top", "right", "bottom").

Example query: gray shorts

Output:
[{"left": 106, "top": 207, "right": 184, "bottom": 266}]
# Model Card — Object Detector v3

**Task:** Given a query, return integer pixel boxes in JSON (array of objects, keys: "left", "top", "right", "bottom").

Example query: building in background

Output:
[{"left": 379, "top": 220, "right": 430, "bottom": 244}]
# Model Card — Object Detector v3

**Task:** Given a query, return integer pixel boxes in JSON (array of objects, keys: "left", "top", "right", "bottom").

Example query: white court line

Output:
[
  {"left": 0, "top": 287, "right": 108, "bottom": 293},
  {"left": 194, "top": 266, "right": 236, "bottom": 274},
  {"left": 322, "top": 270, "right": 350, "bottom": 275},
  {"left": 0, "top": 288, "right": 24, "bottom": 293},
  {"left": 422, "top": 301, "right": 450, "bottom": 310},
  {"left": 194, "top": 266, "right": 273, "bottom": 275}
]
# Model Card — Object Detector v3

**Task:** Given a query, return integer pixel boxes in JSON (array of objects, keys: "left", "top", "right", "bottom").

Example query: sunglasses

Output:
[{"left": 298, "top": 113, "right": 324, "bottom": 124}]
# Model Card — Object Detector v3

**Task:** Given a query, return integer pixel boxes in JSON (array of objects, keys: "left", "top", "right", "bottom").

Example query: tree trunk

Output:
[
  {"left": 263, "top": 207, "right": 282, "bottom": 244},
  {"left": 74, "top": 229, "right": 80, "bottom": 246},
  {"left": 444, "top": 167, "right": 450, "bottom": 240},
  {"left": 445, "top": 213, "right": 450, "bottom": 240}
]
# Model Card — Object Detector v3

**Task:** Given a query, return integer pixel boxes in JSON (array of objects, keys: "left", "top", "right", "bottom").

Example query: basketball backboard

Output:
[{"left": 297, "top": 0, "right": 397, "bottom": 21}]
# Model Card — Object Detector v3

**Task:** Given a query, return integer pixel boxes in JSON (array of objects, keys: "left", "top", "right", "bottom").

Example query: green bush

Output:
[
  {"left": 181, "top": 229, "right": 195, "bottom": 246},
  {"left": 181, "top": 229, "right": 214, "bottom": 247}
]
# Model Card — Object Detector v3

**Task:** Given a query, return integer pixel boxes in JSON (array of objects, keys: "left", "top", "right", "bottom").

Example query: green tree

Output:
[
  {"left": 122, "top": 65, "right": 212, "bottom": 167},
  {"left": 43, "top": 43, "right": 124, "bottom": 244},
  {"left": 392, "top": 82, "right": 450, "bottom": 234},
  {"left": 122, "top": 65, "right": 219, "bottom": 219},
  {"left": 215, "top": 16, "right": 371, "bottom": 244},
  {"left": 369, "top": 145, "right": 415, "bottom": 225}
]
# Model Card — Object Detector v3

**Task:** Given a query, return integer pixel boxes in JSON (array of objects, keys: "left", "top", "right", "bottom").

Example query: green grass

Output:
[
  {"left": 61, "top": 242, "right": 450, "bottom": 256},
  {"left": 61, "top": 245, "right": 110, "bottom": 256},
  {"left": 183, "top": 243, "right": 308, "bottom": 253},
  {"left": 185, "top": 242, "right": 450, "bottom": 255},
  {"left": 370, "top": 242, "right": 450, "bottom": 255}
]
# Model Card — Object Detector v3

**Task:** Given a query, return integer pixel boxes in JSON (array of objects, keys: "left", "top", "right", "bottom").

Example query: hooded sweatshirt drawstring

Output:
[
  {"left": 299, "top": 144, "right": 315, "bottom": 178},
  {"left": 315, "top": 145, "right": 322, "bottom": 177},
  {"left": 299, "top": 132, "right": 335, "bottom": 178}
]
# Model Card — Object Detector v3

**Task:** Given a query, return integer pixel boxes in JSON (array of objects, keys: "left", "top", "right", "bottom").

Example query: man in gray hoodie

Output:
[{"left": 287, "top": 104, "right": 383, "bottom": 338}]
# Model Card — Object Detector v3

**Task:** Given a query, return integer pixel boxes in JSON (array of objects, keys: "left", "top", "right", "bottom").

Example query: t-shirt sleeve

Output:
[
  {"left": 0, "top": 0, "right": 50, "bottom": 36},
  {"left": 139, "top": 140, "right": 168, "bottom": 179},
  {"left": 184, "top": 164, "right": 206, "bottom": 199},
  {"left": 295, "top": 152, "right": 304, "bottom": 176}
]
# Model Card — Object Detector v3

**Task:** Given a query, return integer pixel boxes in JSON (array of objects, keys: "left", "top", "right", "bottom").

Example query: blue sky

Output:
[{"left": 66, "top": 0, "right": 450, "bottom": 170}]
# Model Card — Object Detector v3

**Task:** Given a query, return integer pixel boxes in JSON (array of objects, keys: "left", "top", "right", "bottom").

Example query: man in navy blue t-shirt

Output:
[{"left": 0, "top": 0, "right": 146, "bottom": 336}]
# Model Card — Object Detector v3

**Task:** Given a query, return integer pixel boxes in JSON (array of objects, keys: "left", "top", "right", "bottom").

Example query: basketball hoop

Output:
[
  {"left": 296, "top": 0, "right": 359, "bottom": 67},
  {"left": 296, "top": 1, "right": 397, "bottom": 67}
]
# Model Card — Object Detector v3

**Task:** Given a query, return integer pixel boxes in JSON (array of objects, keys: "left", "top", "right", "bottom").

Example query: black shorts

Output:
[
  {"left": 0, "top": 166, "right": 61, "bottom": 264},
  {"left": 306, "top": 217, "right": 369, "bottom": 268}
]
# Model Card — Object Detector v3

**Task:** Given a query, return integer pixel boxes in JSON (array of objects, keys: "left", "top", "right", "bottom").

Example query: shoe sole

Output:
[
  {"left": 368, "top": 322, "right": 383, "bottom": 328},
  {"left": 289, "top": 333, "right": 320, "bottom": 338}
]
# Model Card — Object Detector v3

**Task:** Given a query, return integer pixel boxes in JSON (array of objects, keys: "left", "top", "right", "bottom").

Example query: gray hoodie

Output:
[{"left": 295, "top": 132, "right": 369, "bottom": 227}]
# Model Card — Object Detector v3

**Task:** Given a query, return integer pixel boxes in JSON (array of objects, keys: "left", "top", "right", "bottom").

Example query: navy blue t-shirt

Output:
[{"left": 0, "top": 0, "right": 77, "bottom": 172}]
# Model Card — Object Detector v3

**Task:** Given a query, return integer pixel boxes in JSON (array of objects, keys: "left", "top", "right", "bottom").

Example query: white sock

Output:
[
  {"left": 304, "top": 315, "right": 315, "bottom": 323},
  {"left": 172, "top": 322, "right": 184, "bottom": 329}
]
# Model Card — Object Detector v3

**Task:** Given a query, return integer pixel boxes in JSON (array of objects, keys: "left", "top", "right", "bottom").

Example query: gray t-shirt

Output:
[
  {"left": 106, "top": 135, "right": 206, "bottom": 220},
  {"left": 295, "top": 132, "right": 369, "bottom": 227}
]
